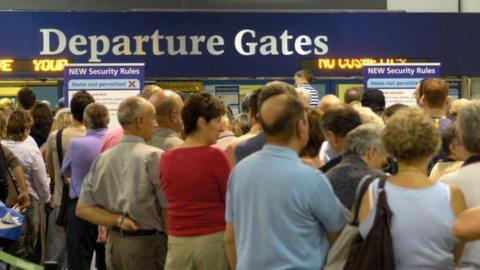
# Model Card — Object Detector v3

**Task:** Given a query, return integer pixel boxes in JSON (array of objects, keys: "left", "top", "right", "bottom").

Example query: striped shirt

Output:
[{"left": 297, "top": 83, "right": 319, "bottom": 107}]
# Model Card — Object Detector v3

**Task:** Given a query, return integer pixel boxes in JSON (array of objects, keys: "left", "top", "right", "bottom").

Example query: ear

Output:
[
  {"left": 169, "top": 109, "right": 178, "bottom": 124},
  {"left": 296, "top": 117, "right": 308, "bottom": 140},
  {"left": 324, "top": 130, "right": 336, "bottom": 143},
  {"left": 367, "top": 147, "right": 378, "bottom": 160},
  {"left": 196, "top": 116, "right": 207, "bottom": 130},
  {"left": 448, "top": 143, "right": 456, "bottom": 157},
  {"left": 420, "top": 95, "right": 426, "bottom": 106},
  {"left": 135, "top": 115, "right": 145, "bottom": 128}
]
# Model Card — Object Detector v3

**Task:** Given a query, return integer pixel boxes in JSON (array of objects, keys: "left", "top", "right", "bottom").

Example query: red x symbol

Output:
[{"left": 128, "top": 80, "right": 136, "bottom": 88}]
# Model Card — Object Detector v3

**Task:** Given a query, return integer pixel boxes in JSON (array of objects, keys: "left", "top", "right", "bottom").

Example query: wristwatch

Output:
[{"left": 116, "top": 215, "right": 125, "bottom": 229}]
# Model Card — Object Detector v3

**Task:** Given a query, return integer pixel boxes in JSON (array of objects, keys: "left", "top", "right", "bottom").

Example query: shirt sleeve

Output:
[
  {"left": 225, "top": 169, "right": 235, "bottom": 223},
  {"left": 214, "top": 149, "right": 231, "bottom": 204},
  {"left": 78, "top": 157, "right": 98, "bottom": 206},
  {"left": 310, "top": 171, "right": 347, "bottom": 233},
  {"left": 30, "top": 149, "right": 51, "bottom": 202},
  {"left": 147, "top": 149, "right": 167, "bottom": 208},
  {"left": 2, "top": 146, "right": 21, "bottom": 169}
]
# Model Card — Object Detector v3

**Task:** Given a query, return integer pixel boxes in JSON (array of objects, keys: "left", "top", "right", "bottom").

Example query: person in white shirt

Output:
[{"left": 2, "top": 110, "right": 50, "bottom": 262}]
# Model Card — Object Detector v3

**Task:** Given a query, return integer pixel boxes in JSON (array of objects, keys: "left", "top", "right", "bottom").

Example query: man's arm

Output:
[
  {"left": 11, "top": 167, "right": 30, "bottom": 209},
  {"left": 224, "top": 222, "right": 237, "bottom": 269},
  {"left": 76, "top": 203, "right": 140, "bottom": 231}
]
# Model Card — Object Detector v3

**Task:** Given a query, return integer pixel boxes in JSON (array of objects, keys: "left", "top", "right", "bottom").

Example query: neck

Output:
[
  {"left": 70, "top": 120, "right": 85, "bottom": 128},
  {"left": 265, "top": 136, "right": 302, "bottom": 154},
  {"left": 122, "top": 125, "right": 144, "bottom": 140},
  {"left": 249, "top": 123, "right": 261, "bottom": 134},
  {"left": 183, "top": 132, "right": 210, "bottom": 147},
  {"left": 424, "top": 107, "right": 446, "bottom": 118},
  {"left": 156, "top": 118, "right": 178, "bottom": 132},
  {"left": 397, "top": 159, "right": 429, "bottom": 175}
]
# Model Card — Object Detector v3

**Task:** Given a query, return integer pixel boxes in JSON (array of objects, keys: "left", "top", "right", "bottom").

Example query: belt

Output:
[{"left": 111, "top": 227, "right": 165, "bottom": 237}]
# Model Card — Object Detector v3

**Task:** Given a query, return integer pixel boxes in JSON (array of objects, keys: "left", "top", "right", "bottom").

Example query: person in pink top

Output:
[{"left": 160, "top": 93, "right": 231, "bottom": 270}]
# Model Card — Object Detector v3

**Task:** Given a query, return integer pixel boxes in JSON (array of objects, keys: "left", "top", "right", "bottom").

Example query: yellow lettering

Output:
[
  {"left": 0, "top": 59, "right": 14, "bottom": 72},
  {"left": 33, "top": 59, "right": 69, "bottom": 72}
]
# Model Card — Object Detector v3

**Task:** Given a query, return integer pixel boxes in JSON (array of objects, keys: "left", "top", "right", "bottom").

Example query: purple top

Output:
[{"left": 62, "top": 129, "right": 107, "bottom": 199}]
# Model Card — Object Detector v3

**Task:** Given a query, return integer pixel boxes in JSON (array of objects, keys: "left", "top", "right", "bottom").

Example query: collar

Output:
[
  {"left": 86, "top": 128, "right": 108, "bottom": 137},
  {"left": 462, "top": 155, "right": 480, "bottom": 167},
  {"left": 218, "top": 131, "right": 235, "bottom": 139},
  {"left": 342, "top": 153, "right": 368, "bottom": 166},
  {"left": 262, "top": 144, "right": 299, "bottom": 160},
  {"left": 155, "top": 127, "right": 180, "bottom": 137},
  {"left": 119, "top": 135, "right": 146, "bottom": 144}
]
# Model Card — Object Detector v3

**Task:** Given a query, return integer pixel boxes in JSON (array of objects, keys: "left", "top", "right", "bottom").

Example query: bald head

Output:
[
  {"left": 259, "top": 94, "right": 306, "bottom": 141},
  {"left": 149, "top": 90, "right": 184, "bottom": 131},
  {"left": 344, "top": 88, "right": 363, "bottom": 104},
  {"left": 318, "top": 94, "right": 342, "bottom": 112},
  {"left": 258, "top": 81, "right": 298, "bottom": 108}
]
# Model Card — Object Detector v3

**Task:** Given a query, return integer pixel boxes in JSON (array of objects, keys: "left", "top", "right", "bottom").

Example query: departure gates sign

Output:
[{"left": 0, "top": 12, "right": 480, "bottom": 77}]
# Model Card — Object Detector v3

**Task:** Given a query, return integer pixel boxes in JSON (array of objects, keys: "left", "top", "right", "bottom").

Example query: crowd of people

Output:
[{"left": 0, "top": 72, "right": 480, "bottom": 270}]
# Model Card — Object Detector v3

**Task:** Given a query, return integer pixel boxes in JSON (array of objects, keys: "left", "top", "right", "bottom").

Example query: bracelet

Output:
[{"left": 116, "top": 215, "right": 125, "bottom": 229}]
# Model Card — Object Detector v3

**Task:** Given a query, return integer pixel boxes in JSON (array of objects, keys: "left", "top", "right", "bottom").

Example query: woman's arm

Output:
[{"left": 449, "top": 185, "right": 467, "bottom": 263}]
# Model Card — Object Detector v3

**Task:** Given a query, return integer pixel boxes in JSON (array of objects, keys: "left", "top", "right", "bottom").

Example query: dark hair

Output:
[
  {"left": 232, "top": 113, "right": 250, "bottom": 136},
  {"left": 440, "top": 124, "right": 457, "bottom": 157},
  {"left": 248, "top": 88, "right": 261, "bottom": 120},
  {"left": 344, "top": 87, "right": 363, "bottom": 104},
  {"left": 258, "top": 81, "right": 297, "bottom": 108},
  {"left": 383, "top": 103, "right": 408, "bottom": 119},
  {"left": 17, "top": 87, "right": 36, "bottom": 110},
  {"left": 70, "top": 90, "right": 95, "bottom": 122},
  {"left": 259, "top": 94, "right": 305, "bottom": 140},
  {"left": 422, "top": 78, "right": 448, "bottom": 108},
  {"left": 84, "top": 103, "right": 109, "bottom": 129},
  {"left": 241, "top": 94, "right": 251, "bottom": 114},
  {"left": 321, "top": 104, "right": 362, "bottom": 138},
  {"left": 7, "top": 110, "right": 33, "bottom": 141},
  {"left": 295, "top": 69, "right": 314, "bottom": 83},
  {"left": 362, "top": 89, "right": 385, "bottom": 113},
  {"left": 31, "top": 102, "right": 53, "bottom": 136},
  {"left": 181, "top": 93, "right": 225, "bottom": 136},
  {"left": 300, "top": 109, "right": 324, "bottom": 157}
]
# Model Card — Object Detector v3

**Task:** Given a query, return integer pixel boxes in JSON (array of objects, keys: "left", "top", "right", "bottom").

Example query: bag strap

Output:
[
  {"left": 376, "top": 175, "right": 393, "bottom": 220},
  {"left": 351, "top": 174, "right": 374, "bottom": 226},
  {"left": 56, "top": 129, "right": 64, "bottom": 165},
  {"left": 55, "top": 129, "right": 68, "bottom": 185}
]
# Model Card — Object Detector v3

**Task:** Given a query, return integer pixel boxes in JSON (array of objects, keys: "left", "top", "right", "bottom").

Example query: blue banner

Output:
[
  {"left": 0, "top": 12, "right": 479, "bottom": 77},
  {"left": 64, "top": 63, "right": 144, "bottom": 128}
]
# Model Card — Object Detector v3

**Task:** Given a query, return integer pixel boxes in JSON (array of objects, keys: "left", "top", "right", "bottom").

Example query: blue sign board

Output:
[
  {"left": 63, "top": 63, "right": 144, "bottom": 128},
  {"left": 0, "top": 12, "right": 479, "bottom": 77}
]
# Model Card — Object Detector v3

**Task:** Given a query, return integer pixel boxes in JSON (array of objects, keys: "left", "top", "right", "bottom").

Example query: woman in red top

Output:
[{"left": 160, "top": 93, "right": 231, "bottom": 270}]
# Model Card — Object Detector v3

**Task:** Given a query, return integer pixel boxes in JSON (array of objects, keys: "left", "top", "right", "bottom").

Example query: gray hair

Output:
[
  {"left": 117, "top": 96, "right": 150, "bottom": 126},
  {"left": 344, "top": 123, "right": 384, "bottom": 156},
  {"left": 457, "top": 100, "right": 480, "bottom": 153},
  {"left": 83, "top": 103, "right": 109, "bottom": 129}
]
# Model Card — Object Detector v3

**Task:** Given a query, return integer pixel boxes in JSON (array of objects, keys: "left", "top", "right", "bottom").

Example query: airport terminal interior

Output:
[{"left": 1, "top": 0, "right": 480, "bottom": 269}]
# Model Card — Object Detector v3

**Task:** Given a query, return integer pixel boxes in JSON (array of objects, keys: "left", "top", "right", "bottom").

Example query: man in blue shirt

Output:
[{"left": 225, "top": 92, "right": 347, "bottom": 270}]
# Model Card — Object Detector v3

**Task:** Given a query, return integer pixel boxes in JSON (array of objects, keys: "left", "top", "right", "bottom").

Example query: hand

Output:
[
  {"left": 97, "top": 225, "right": 107, "bottom": 244},
  {"left": 120, "top": 217, "right": 140, "bottom": 231},
  {"left": 16, "top": 192, "right": 30, "bottom": 210}
]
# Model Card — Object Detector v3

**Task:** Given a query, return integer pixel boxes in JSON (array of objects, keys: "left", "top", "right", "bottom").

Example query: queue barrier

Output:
[{"left": 0, "top": 251, "right": 57, "bottom": 270}]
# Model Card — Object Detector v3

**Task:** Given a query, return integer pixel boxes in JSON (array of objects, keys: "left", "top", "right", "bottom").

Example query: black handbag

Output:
[
  {"left": 55, "top": 129, "right": 72, "bottom": 227},
  {"left": 343, "top": 176, "right": 395, "bottom": 270}
]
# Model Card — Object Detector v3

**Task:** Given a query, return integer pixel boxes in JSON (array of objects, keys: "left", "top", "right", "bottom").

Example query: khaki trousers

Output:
[
  {"left": 165, "top": 231, "right": 230, "bottom": 270},
  {"left": 106, "top": 230, "right": 167, "bottom": 270}
]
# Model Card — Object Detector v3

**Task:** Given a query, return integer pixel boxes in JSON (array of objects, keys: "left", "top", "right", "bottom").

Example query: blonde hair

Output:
[
  {"left": 51, "top": 108, "right": 72, "bottom": 132},
  {"left": 382, "top": 107, "right": 439, "bottom": 161}
]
